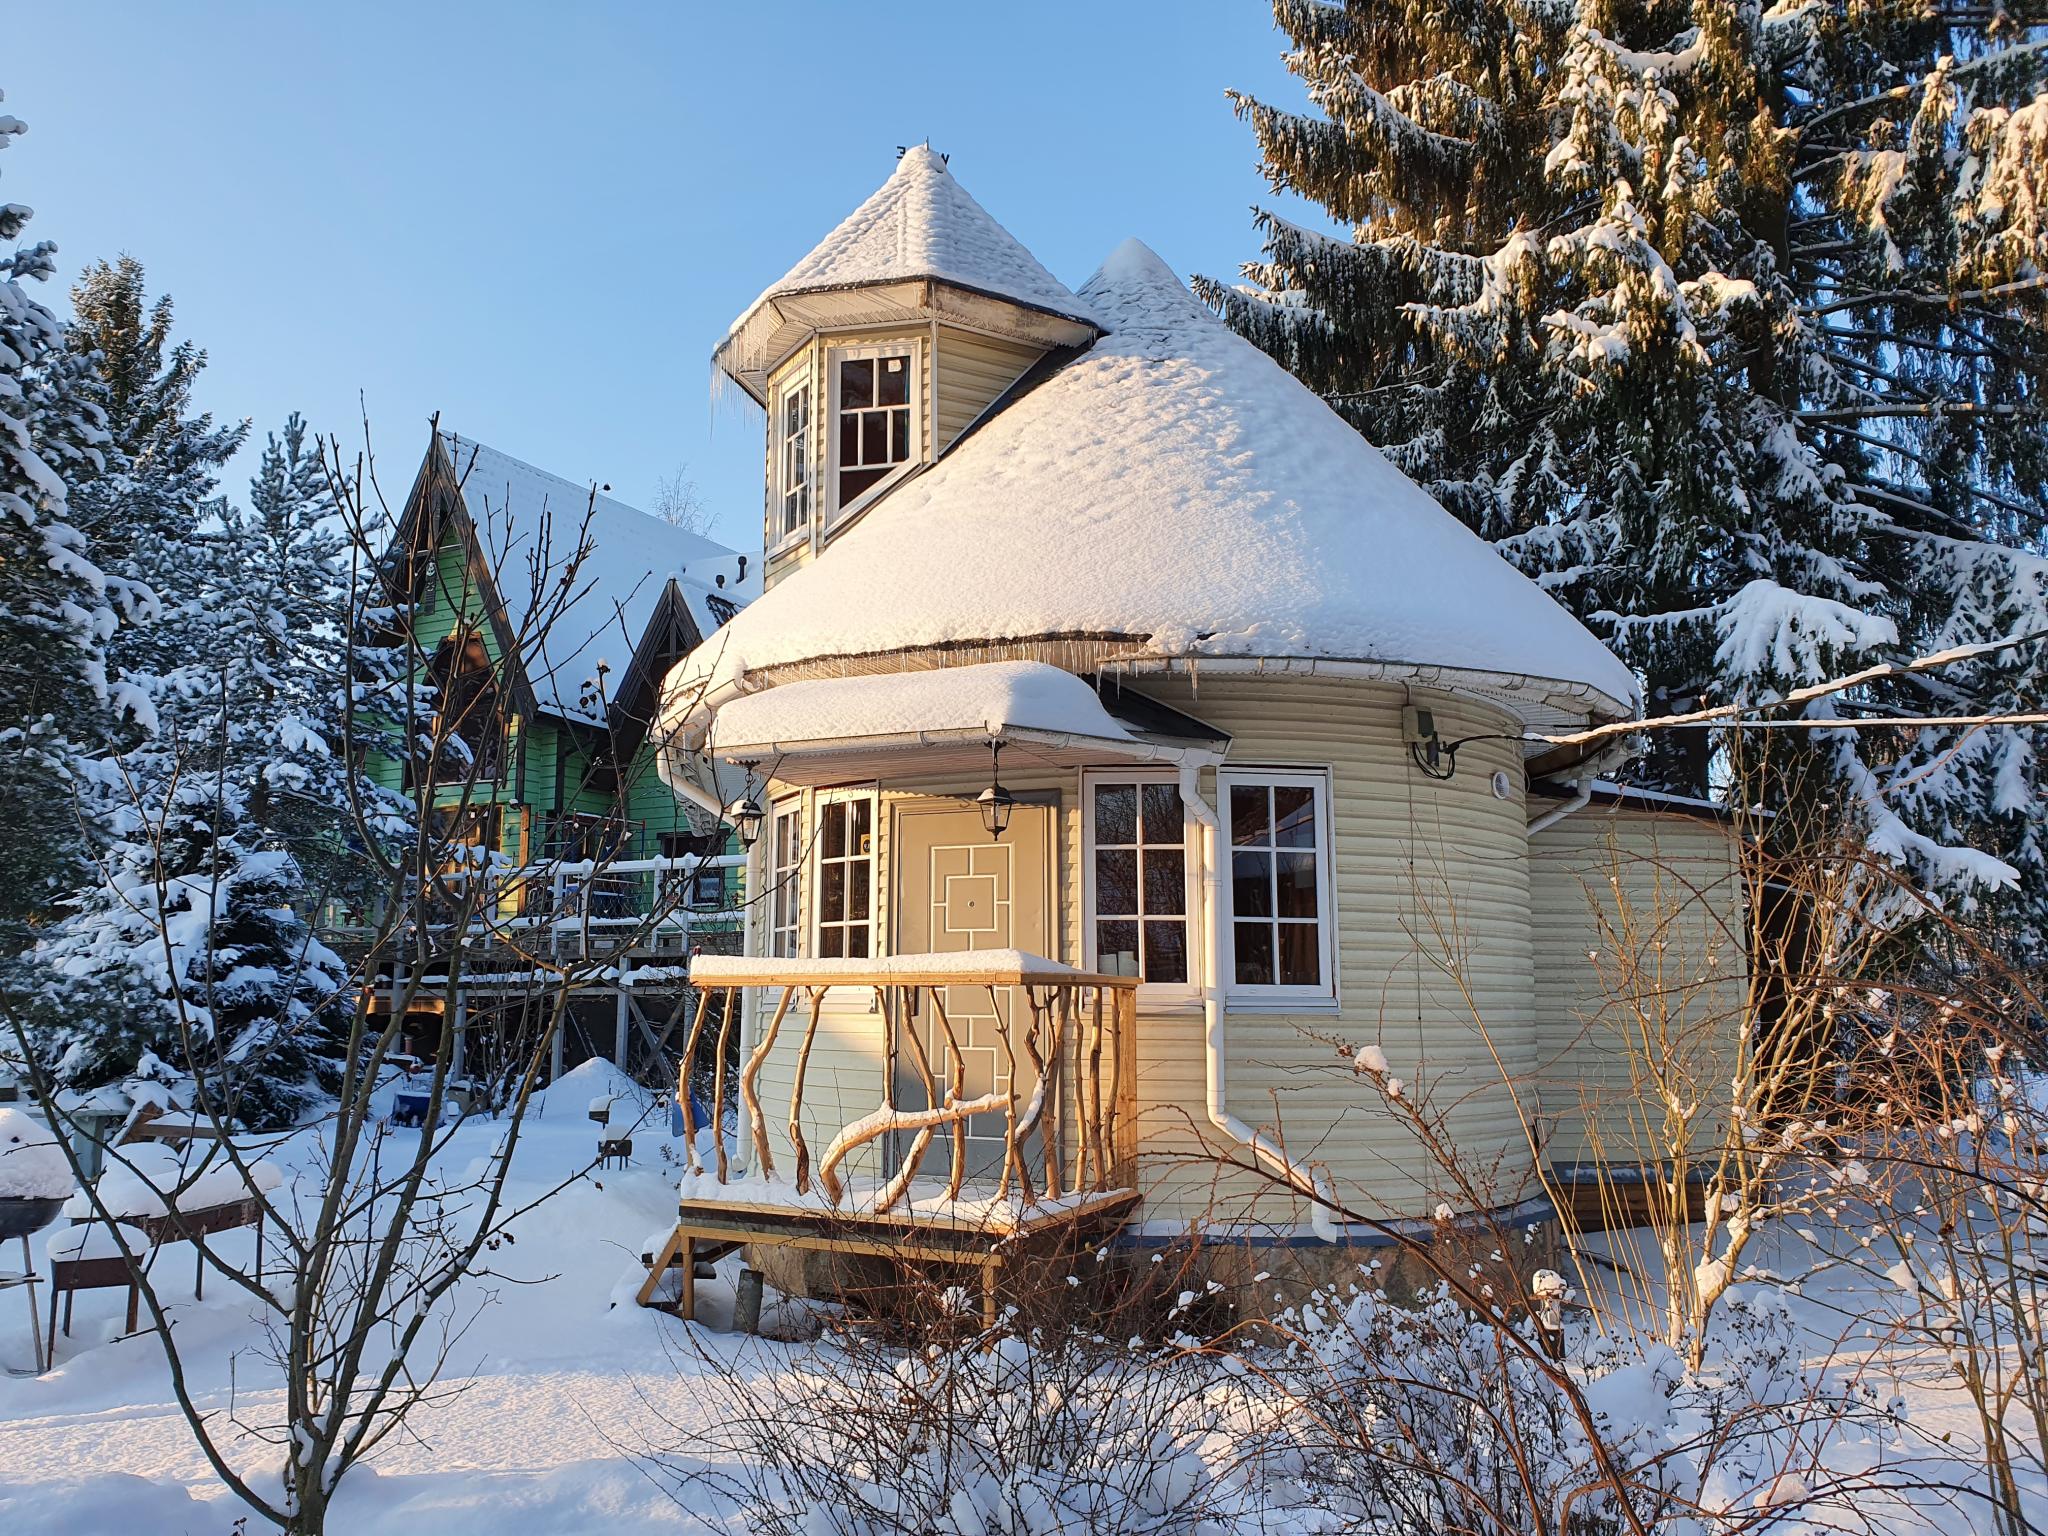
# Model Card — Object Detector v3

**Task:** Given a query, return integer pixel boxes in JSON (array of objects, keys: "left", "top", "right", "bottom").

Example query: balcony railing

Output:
[
  {"left": 677, "top": 953, "right": 1139, "bottom": 1226},
  {"left": 325, "top": 852, "right": 745, "bottom": 949}
]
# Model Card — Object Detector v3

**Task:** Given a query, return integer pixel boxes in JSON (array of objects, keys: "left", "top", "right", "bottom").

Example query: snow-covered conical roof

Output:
[
  {"left": 675, "top": 240, "right": 1639, "bottom": 730},
  {"left": 723, "top": 147, "right": 1100, "bottom": 344}
]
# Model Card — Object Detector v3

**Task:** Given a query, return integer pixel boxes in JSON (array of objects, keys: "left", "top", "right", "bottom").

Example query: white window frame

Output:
[
  {"left": 825, "top": 338, "right": 922, "bottom": 528},
  {"left": 767, "top": 797, "right": 805, "bottom": 958},
  {"left": 770, "top": 370, "right": 813, "bottom": 555},
  {"left": 810, "top": 785, "right": 878, "bottom": 960},
  {"left": 1217, "top": 767, "right": 1337, "bottom": 1006},
  {"left": 1081, "top": 768, "right": 1198, "bottom": 1002}
]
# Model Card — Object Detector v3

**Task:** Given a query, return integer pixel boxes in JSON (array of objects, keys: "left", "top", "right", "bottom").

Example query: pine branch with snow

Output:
[{"left": 1207, "top": 0, "right": 2048, "bottom": 950}]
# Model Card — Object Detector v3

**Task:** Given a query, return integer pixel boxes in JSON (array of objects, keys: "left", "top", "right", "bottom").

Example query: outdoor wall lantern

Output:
[
  {"left": 977, "top": 739, "right": 1016, "bottom": 841},
  {"left": 726, "top": 761, "right": 766, "bottom": 850}
]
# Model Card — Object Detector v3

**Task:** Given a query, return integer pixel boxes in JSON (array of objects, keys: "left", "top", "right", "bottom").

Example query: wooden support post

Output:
[
  {"left": 1115, "top": 989, "right": 1137, "bottom": 1185},
  {"left": 711, "top": 989, "right": 737, "bottom": 1183},
  {"left": 927, "top": 988, "right": 970, "bottom": 1200},
  {"left": 636, "top": 1226, "right": 686, "bottom": 1309},
  {"left": 613, "top": 958, "right": 632, "bottom": 1068},
  {"left": 680, "top": 1234, "right": 697, "bottom": 1322},
  {"left": 789, "top": 989, "right": 825, "bottom": 1194},
  {"left": 677, "top": 990, "right": 713, "bottom": 1174},
  {"left": 741, "top": 986, "right": 794, "bottom": 1179}
]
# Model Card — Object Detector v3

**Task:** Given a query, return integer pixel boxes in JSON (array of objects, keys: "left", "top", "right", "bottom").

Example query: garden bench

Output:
[{"left": 46, "top": 1220, "right": 150, "bottom": 1341}]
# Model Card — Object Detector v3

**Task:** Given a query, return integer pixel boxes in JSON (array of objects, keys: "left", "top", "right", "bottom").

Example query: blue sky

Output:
[{"left": 10, "top": 2, "right": 1324, "bottom": 551}]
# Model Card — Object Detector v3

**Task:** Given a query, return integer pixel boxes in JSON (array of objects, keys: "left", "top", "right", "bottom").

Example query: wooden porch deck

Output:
[{"left": 637, "top": 953, "right": 1140, "bottom": 1324}]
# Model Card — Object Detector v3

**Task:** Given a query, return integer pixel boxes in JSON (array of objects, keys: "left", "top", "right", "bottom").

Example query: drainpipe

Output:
[
  {"left": 1526, "top": 774, "right": 1594, "bottom": 837},
  {"left": 1179, "top": 759, "right": 1340, "bottom": 1241}
]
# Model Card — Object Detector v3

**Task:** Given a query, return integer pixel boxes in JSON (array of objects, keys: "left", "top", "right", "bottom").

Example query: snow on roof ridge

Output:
[
  {"left": 727, "top": 149, "right": 1099, "bottom": 337},
  {"left": 1077, "top": 238, "right": 1221, "bottom": 338}
]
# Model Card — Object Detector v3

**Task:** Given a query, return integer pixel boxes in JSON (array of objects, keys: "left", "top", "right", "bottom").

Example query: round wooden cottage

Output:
[{"left": 649, "top": 149, "right": 1741, "bottom": 1304}]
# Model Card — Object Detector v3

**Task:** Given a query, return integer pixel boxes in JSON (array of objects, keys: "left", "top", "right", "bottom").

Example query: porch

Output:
[{"left": 637, "top": 953, "right": 1141, "bottom": 1324}]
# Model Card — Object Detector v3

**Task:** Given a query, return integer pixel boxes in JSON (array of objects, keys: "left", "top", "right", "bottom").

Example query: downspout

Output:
[
  {"left": 1526, "top": 774, "right": 1594, "bottom": 837},
  {"left": 1179, "top": 758, "right": 1340, "bottom": 1241}
]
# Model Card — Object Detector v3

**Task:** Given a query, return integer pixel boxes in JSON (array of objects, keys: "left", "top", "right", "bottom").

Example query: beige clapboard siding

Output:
[
  {"left": 1129, "top": 676, "right": 1537, "bottom": 1223},
  {"left": 1529, "top": 804, "right": 1746, "bottom": 1168},
  {"left": 934, "top": 328, "right": 1043, "bottom": 452},
  {"left": 732, "top": 672, "right": 1542, "bottom": 1228},
  {"left": 763, "top": 327, "right": 1004, "bottom": 591}
]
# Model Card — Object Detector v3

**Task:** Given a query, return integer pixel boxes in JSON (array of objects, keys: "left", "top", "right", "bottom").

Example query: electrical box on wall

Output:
[{"left": 1401, "top": 705, "right": 1437, "bottom": 745}]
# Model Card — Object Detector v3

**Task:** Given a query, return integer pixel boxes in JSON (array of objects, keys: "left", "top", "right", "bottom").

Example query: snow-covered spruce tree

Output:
[
  {"left": 1203, "top": 1, "right": 2048, "bottom": 945},
  {"left": 66, "top": 254, "right": 245, "bottom": 689},
  {"left": 33, "top": 418, "right": 367, "bottom": 1129},
  {"left": 217, "top": 413, "right": 388, "bottom": 899},
  {"left": 0, "top": 97, "right": 143, "bottom": 949}
]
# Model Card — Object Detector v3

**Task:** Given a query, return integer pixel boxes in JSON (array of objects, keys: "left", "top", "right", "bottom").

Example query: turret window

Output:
[
  {"left": 774, "top": 377, "right": 811, "bottom": 548},
  {"left": 831, "top": 344, "right": 918, "bottom": 515}
]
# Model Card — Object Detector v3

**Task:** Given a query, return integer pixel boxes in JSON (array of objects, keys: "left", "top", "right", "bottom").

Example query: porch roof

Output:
[
  {"left": 688, "top": 948, "right": 1132, "bottom": 990},
  {"left": 702, "top": 660, "right": 1208, "bottom": 785}
]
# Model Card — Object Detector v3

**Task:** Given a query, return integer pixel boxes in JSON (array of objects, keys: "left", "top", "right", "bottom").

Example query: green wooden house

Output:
[{"left": 352, "top": 428, "right": 758, "bottom": 1078}]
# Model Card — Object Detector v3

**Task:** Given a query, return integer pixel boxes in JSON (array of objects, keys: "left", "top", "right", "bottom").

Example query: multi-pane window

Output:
[
  {"left": 835, "top": 350, "right": 913, "bottom": 509},
  {"left": 1222, "top": 771, "right": 1333, "bottom": 995},
  {"left": 768, "top": 802, "right": 803, "bottom": 957},
  {"left": 814, "top": 794, "right": 874, "bottom": 958},
  {"left": 1088, "top": 777, "right": 1189, "bottom": 985},
  {"left": 776, "top": 380, "right": 811, "bottom": 545}
]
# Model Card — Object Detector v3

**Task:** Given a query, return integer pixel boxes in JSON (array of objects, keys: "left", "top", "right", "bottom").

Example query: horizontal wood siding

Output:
[
  {"left": 735, "top": 674, "right": 1547, "bottom": 1230},
  {"left": 934, "top": 328, "right": 1043, "bottom": 452},
  {"left": 1129, "top": 676, "right": 1537, "bottom": 1226},
  {"left": 1529, "top": 805, "right": 1746, "bottom": 1168}
]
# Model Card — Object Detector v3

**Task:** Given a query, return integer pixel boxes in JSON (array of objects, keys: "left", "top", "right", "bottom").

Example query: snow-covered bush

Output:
[
  {"left": 1256, "top": 1279, "right": 1909, "bottom": 1534},
  {"left": 658, "top": 1309, "right": 1248, "bottom": 1534}
]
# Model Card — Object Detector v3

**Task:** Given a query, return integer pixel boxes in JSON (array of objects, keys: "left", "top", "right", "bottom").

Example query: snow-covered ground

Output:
[
  {"left": 0, "top": 1074, "right": 2031, "bottom": 1533},
  {"left": 0, "top": 1064, "right": 789, "bottom": 1534}
]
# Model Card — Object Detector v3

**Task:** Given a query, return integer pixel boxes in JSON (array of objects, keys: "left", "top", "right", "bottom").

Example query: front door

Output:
[{"left": 891, "top": 802, "right": 1055, "bottom": 1184}]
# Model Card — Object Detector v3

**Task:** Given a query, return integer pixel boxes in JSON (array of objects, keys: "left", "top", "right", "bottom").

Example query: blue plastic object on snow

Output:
[
  {"left": 670, "top": 1092, "right": 710, "bottom": 1140},
  {"left": 392, "top": 1089, "right": 432, "bottom": 1129}
]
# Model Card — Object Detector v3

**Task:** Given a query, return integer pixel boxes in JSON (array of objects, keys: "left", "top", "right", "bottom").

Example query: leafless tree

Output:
[
  {"left": 650, "top": 465, "right": 714, "bottom": 538},
  {"left": 4, "top": 416, "right": 734, "bottom": 1534}
]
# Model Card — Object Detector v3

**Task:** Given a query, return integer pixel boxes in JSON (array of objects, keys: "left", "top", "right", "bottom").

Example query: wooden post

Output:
[
  {"left": 1000, "top": 986, "right": 1036, "bottom": 1205},
  {"left": 879, "top": 986, "right": 943, "bottom": 1214},
  {"left": 789, "top": 989, "right": 825, "bottom": 1194},
  {"left": 1083, "top": 987, "right": 1106, "bottom": 1191},
  {"left": 679, "top": 1233, "right": 697, "bottom": 1322},
  {"left": 1115, "top": 988, "right": 1138, "bottom": 1186},
  {"left": 677, "top": 989, "right": 713, "bottom": 1174},
  {"left": 1040, "top": 989, "right": 1064, "bottom": 1201},
  {"left": 711, "top": 988, "right": 738, "bottom": 1184},
  {"left": 741, "top": 986, "right": 794, "bottom": 1178},
  {"left": 613, "top": 958, "right": 632, "bottom": 1068},
  {"left": 927, "top": 988, "right": 970, "bottom": 1200}
]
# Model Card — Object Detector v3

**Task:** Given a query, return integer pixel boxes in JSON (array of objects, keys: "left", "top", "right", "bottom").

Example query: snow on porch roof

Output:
[
  {"left": 722, "top": 147, "right": 1100, "bottom": 349},
  {"left": 700, "top": 661, "right": 1201, "bottom": 786},
  {"left": 671, "top": 242, "right": 1641, "bottom": 733}
]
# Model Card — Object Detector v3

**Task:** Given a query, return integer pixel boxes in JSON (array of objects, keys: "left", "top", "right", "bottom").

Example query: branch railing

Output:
[{"left": 675, "top": 957, "right": 1139, "bottom": 1220}]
